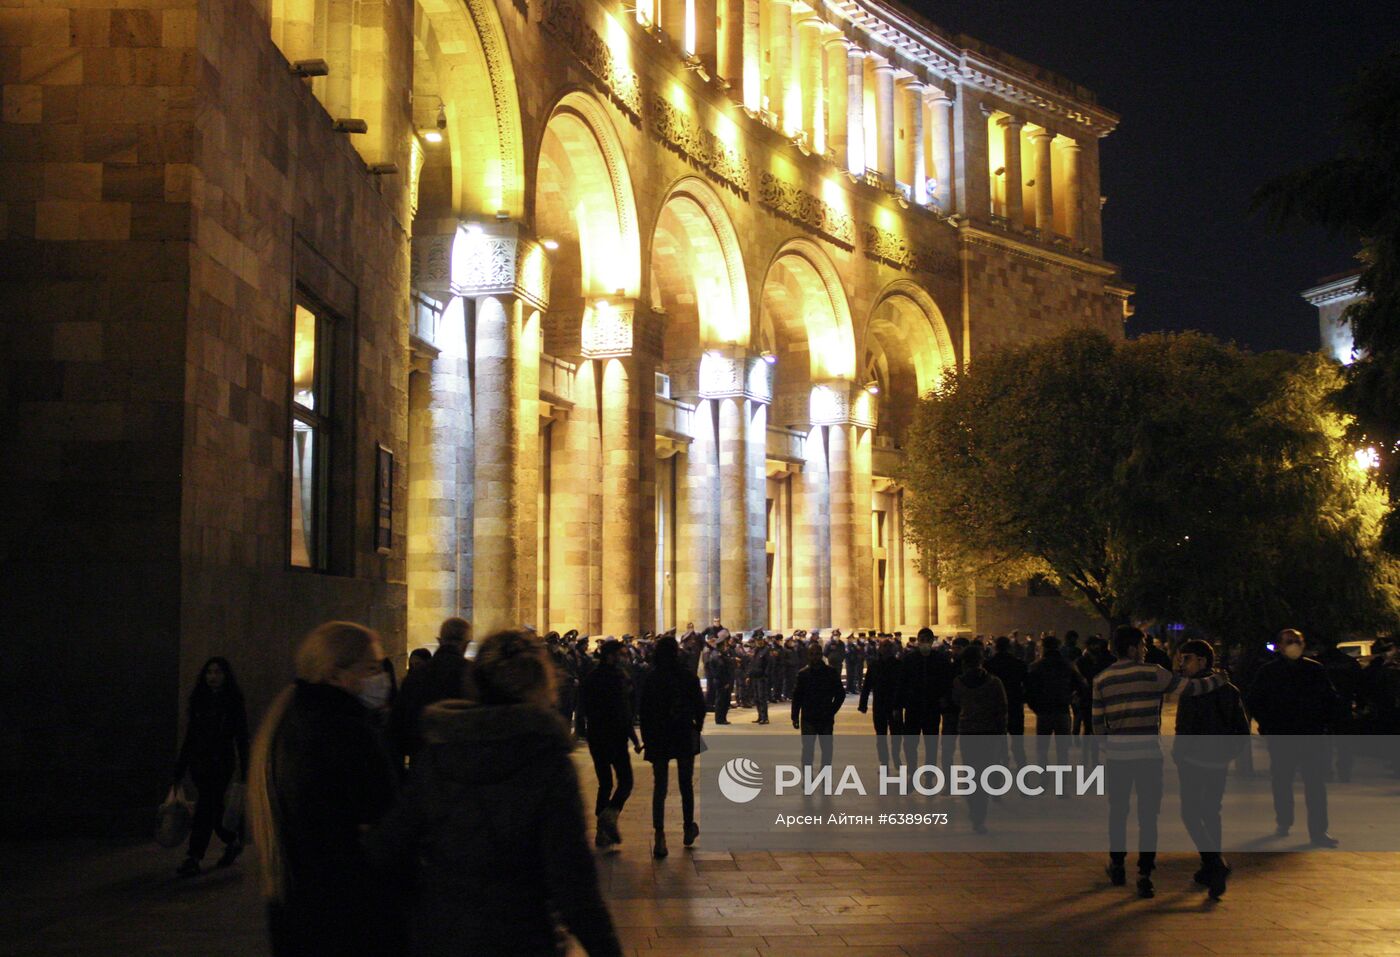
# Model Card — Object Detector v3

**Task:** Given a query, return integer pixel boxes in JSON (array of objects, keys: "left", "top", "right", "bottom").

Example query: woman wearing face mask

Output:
[
  {"left": 247, "top": 621, "right": 404, "bottom": 956},
  {"left": 172, "top": 656, "right": 250, "bottom": 876}
]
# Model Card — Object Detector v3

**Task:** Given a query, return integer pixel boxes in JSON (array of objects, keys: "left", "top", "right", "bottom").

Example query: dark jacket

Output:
[
  {"left": 1247, "top": 656, "right": 1338, "bottom": 734},
  {"left": 639, "top": 664, "right": 706, "bottom": 762},
  {"left": 366, "top": 702, "right": 622, "bottom": 957},
  {"left": 746, "top": 645, "right": 775, "bottom": 680},
  {"left": 268, "top": 682, "right": 401, "bottom": 957},
  {"left": 791, "top": 662, "right": 845, "bottom": 732},
  {"left": 896, "top": 648, "right": 956, "bottom": 716},
  {"left": 390, "top": 646, "right": 473, "bottom": 760},
  {"left": 951, "top": 668, "right": 1008, "bottom": 735},
  {"left": 1025, "top": 654, "right": 1084, "bottom": 713},
  {"left": 174, "top": 688, "right": 250, "bottom": 783},
  {"left": 1173, "top": 673, "right": 1250, "bottom": 767},
  {"left": 860, "top": 655, "right": 902, "bottom": 712},
  {"left": 984, "top": 651, "right": 1027, "bottom": 711},
  {"left": 579, "top": 662, "right": 636, "bottom": 746}
]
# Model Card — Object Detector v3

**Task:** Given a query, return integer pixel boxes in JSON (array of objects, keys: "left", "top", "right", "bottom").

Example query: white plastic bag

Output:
[{"left": 155, "top": 785, "right": 194, "bottom": 848}]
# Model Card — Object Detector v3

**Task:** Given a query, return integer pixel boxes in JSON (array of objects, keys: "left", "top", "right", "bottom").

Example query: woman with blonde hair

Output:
[
  {"left": 247, "top": 621, "right": 402, "bottom": 956},
  {"left": 366, "top": 629, "right": 623, "bottom": 957}
]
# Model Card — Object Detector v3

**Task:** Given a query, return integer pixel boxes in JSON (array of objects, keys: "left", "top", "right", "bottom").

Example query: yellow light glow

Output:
[
  {"left": 635, "top": 0, "right": 654, "bottom": 25},
  {"left": 1353, "top": 447, "right": 1380, "bottom": 471},
  {"left": 292, "top": 305, "right": 317, "bottom": 408},
  {"left": 684, "top": 0, "right": 697, "bottom": 56},
  {"left": 422, "top": 130, "right": 443, "bottom": 144}
]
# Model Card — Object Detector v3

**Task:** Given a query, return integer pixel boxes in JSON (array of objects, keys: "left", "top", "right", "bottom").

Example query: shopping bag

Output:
[{"left": 155, "top": 785, "right": 194, "bottom": 848}]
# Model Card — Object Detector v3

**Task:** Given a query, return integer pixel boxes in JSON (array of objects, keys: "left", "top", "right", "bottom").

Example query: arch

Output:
[
  {"left": 759, "top": 238, "right": 856, "bottom": 384},
  {"left": 865, "top": 279, "right": 958, "bottom": 393},
  {"left": 648, "top": 176, "right": 750, "bottom": 356},
  {"left": 534, "top": 91, "right": 642, "bottom": 302},
  {"left": 413, "top": 0, "right": 526, "bottom": 218}
]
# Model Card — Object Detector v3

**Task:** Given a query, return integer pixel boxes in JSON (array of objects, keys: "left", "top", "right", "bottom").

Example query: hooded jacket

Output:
[
  {"left": 365, "top": 702, "right": 622, "bottom": 957},
  {"left": 951, "top": 669, "right": 1008, "bottom": 735}
]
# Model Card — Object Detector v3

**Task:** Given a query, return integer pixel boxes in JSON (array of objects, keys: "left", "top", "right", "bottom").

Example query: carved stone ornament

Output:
[
  {"left": 758, "top": 172, "right": 855, "bottom": 248},
  {"left": 442, "top": 222, "right": 552, "bottom": 312},
  {"left": 650, "top": 94, "right": 751, "bottom": 196},
  {"left": 809, "top": 381, "right": 877, "bottom": 428},
  {"left": 581, "top": 298, "right": 635, "bottom": 358},
  {"left": 697, "top": 352, "right": 773, "bottom": 403},
  {"left": 540, "top": 0, "right": 643, "bottom": 120}
]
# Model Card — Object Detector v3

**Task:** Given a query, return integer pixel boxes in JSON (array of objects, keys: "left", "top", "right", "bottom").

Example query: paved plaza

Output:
[{"left": 4, "top": 702, "right": 1399, "bottom": 957}]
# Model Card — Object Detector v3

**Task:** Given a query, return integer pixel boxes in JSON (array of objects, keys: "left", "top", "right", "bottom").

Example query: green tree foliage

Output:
[
  {"left": 900, "top": 328, "right": 1399, "bottom": 645},
  {"left": 1255, "top": 49, "right": 1400, "bottom": 550}
]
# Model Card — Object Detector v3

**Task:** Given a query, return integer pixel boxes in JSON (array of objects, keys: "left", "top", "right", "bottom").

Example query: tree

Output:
[
  {"left": 1255, "top": 49, "right": 1400, "bottom": 551},
  {"left": 900, "top": 328, "right": 1399, "bottom": 645}
]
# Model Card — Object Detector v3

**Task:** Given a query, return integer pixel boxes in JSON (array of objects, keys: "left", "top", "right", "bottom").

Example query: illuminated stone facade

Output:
[{"left": 2, "top": 0, "right": 1129, "bottom": 827}]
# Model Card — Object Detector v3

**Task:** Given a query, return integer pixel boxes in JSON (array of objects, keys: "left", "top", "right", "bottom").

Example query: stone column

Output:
[
  {"left": 722, "top": 0, "right": 744, "bottom": 90},
  {"left": 1029, "top": 127, "right": 1054, "bottom": 233},
  {"left": 873, "top": 60, "right": 896, "bottom": 183},
  {"left": 999, "top": 115, "right": 1025, "bottom": 226},
  {"left": 823, "top": 36, "right": 850, "bottom": 169},
  {"left": 678, "top": 399, "right": 720, "bottom": 626},
  {"left": 927, "top": 88, "right": 954, "bottom": 210},
  {"left": 472, "top": 295, "right": 539, "bottom": 635},
  {"left": 692, "top": 0, "right": 717, "bottom": 70},
  {"left": 795, "top": 13, "right": 822, "bottom": 149},
  {"left": 768, "top": 0, "right": 791, "bottom": 125},
  {"left": 954, "top": 94, "right": 990, "bottom": 220},
  {"left": 845, "top": 44, "right": 866, "bottom": 175},
  {"left": 902, "top": 79, "right": 925, "bottom": 203},
  {"left": 793, "top": 424, "right": 830, "bottom": 628},
  {"left": 852, "top": 425, "right": 873, "bottom": 630},
  {"left": 827, "top": 422, "right": 855, "bottom": 629},
  {"left": 1062, "top": 138, "right": 1084, "bottom": 245},
  {"left": 599, "top": 352, "right": 656, "bottom": 636},
  {"left": 741, "top": 0, "right": 761, "bottom": 111},
  {"left": 716, "top": 396, "right": 767, "bottom": 629},
  {"left": 661, "top": 0, "right": 686, "bottom": 44},
  {"left": 548, "top": 359, "right": 599, "bottom": 634}
]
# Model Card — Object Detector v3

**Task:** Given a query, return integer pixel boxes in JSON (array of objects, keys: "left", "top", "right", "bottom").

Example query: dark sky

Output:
[{"left": 907, "top": 0, "right": 1399, "bottom": 353}]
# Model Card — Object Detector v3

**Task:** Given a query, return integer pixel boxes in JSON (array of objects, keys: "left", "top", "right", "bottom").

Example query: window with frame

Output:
[{"left": 290, "top": 301, "right": 333, "bottom": 569}]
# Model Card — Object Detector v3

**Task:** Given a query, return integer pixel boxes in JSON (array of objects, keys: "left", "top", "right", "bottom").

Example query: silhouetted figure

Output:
[{"left": 172, "top": 656, "right": 249, "bottom": 876}]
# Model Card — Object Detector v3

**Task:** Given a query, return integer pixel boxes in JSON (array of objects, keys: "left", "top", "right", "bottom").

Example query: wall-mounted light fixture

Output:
[
  {"left": 368, "top": 163, "right": 399, "bottom": 175},
  {"left": 541, "top": 238, "right": 559, "bottom": 250},
  {"left": 291, "top": 59, "right": 329, "bottom": 77},
  {"left": 865, "top": 380, "right": 880, "bottom": 395},
  {"left": 421, "top": 130, "right": 443, "bottom": 144},
  {"left": 333, "top": 119, "right": 368, "bottom": 134}
]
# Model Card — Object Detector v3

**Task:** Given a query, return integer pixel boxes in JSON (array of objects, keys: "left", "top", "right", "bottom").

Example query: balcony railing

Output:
[
  {"left": 655, "top": 396, "right": 694, "bottom": 440},
  {"left": 539, "top": 353, "right": 576, "bottom": 406}
]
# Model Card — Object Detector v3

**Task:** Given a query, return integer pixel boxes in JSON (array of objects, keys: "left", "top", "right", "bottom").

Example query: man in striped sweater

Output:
[{"left": 1091, "top": 625, "right": 1228, "bottom": 898}]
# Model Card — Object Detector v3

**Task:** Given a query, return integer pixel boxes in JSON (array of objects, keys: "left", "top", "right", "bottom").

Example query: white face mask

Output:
[
  {"left": 357, "top": 671, "right": 392, "bottom": 710},
  {"left": 1282, "top": 644, "right": 1304, "bottom": 661}
]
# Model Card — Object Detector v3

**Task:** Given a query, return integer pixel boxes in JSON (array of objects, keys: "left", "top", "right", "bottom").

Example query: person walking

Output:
[
  {"left": 824, "top": 631, "right": 848, "bottom": 692},
  {"left": 986, "top": 636, "right": 1028, "bottom": 768},
  {"left": 859, "top": 639, "right": 904, "bottom": 768},
  {"left": 746, "top": 633, "right": 774, "bottom": 724},
  {"left": 580, "top": 639, "right": 643, "bottom": 850},
  {"left": 247, "top": 622, "right": 403, "bottom": 956},
  {"left": 366, "top": 629, "right": 623, "bottom": 957},
  {"left": 791, "top": 643, "right": 845, "bottom": 774},
  {"left": 1092, "top": 625, "right": 1229, "bottom": 899},
  {"left": 897, "top": 629, "right": 955, "bottom": 767},
  {"left": 172, "top": 656, "right": 250, "bottom": 876},
  {"left": 1247, "top": 629, "right": 1340, "bottom": 846},
  {"left": 1172, "top": 639, "right": 1250, "bottom": 900},
  {"left": 390, "top": 617, "right": 473, "bottom": 765},
  {"left": 1025, "top": 635, "right": 1082, "bottom": 769},
  {"left": 951, "top": 644, "right": 1008, "bottom": 834},
  {"left": 639, "top": 635, "right": 706, "bottom": 858}
]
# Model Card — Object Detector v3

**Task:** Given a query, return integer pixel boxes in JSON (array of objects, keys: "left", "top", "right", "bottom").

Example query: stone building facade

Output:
[
  {"left": 1, "top": 0, "right": 1129, "bottom": 829},
  {"left": 1303, "top": 270, "right": 1363, "bottom": 365}
]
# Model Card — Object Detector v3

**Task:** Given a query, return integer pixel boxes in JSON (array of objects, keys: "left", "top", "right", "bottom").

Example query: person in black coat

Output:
[
  {"left": 711, "top": 635, "right": 736, "bottom": 724},
  {"left": 390, "top": 617, "right": 474, "bottom": 765},
  {"left": 639, "top": 634, "right": 706, "bottom": 858},
  {"left": 248, "top": 622, "right": 404, "bottom": 957},
  {"left": 1246, "top": 629, "right": 1340, "bottom": 846},
  {"left": 985, "top": 636, "right": 1028, "bottom": 768},
  {"left": 366, "top": 630, "right": 623, "bottom": 957},
  {"left": 859, "top": 639, "right": 904, "bottom": 767},
  {"left": 746, "top": 633, "right": 775, "bottom": 723},
  {"left": 1024, "top": 635, "right": 1084, "bottom": 767},
  {"left": 173, "top": 656, "right": 250, "bottom": 876},
  {"left": 579, "top": 639, "right": 643, "bottom": 848},
  {"left": 897, "top": 629, "right": 956, "bottom": 767},
  {"left": 792, "top": 643, "right": 845, "bottom": 773}
]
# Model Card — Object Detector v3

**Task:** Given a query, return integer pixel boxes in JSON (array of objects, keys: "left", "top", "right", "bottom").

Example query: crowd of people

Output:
[{"left": 165, "top": 615, "right": 1400, "bottom": 953}]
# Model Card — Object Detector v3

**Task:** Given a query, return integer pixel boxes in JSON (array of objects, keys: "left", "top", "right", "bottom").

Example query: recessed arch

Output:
[
  {"left": 413, "top": 0, "right": 526, "bottom": 218},
  {"left": 759, "top": 238, "right": 856, "bottom": 383},
  {"left": 863, "top": 280, "right": 957, "bottom": 446},
  {"left": 534, "top": 90, "right": 642, "bottom": 311},
  {"left": 649, "top": 176, "right": 750, "bottom": 358}
]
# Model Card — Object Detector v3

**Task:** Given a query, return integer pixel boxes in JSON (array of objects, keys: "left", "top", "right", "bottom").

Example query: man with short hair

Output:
[
  {"left": 986, "top": 635, "right": 1028, "bottom": 768},
  {"left": 792, "top": 643, "right": 845, "bottom": 774},
  {"left": 389, "top": 617, "right": 473, "bottom": 764},
  {"left": 1093, "top": 625, "right": 1228, "bottom": 898},
  {"left": 1025, "top": 635, "right": 1082, "bottom": 768},
  {"left": 747, "top": 633, "right": 774, "bottom": 724},
  {"left": 1247, "top": 628, "right": 1340, "bottom": 846}
]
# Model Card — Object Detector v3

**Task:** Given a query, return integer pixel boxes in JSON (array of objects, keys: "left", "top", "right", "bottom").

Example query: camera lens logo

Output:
[{"left": 717, "top": 757, "right": 764, "bottom": 804}]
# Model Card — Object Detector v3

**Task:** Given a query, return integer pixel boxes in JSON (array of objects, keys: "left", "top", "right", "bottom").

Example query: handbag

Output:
[
  {"left": 222, "top": 781, "right": 246, "bottom": 833},
  {"left": 155, "top": 784, "right": 194, "bottom": 848}
]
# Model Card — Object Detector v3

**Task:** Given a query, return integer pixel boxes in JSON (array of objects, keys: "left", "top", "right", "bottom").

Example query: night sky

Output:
[{"left": 909, "top": 0, "right": 1400, "bottom": 353}]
